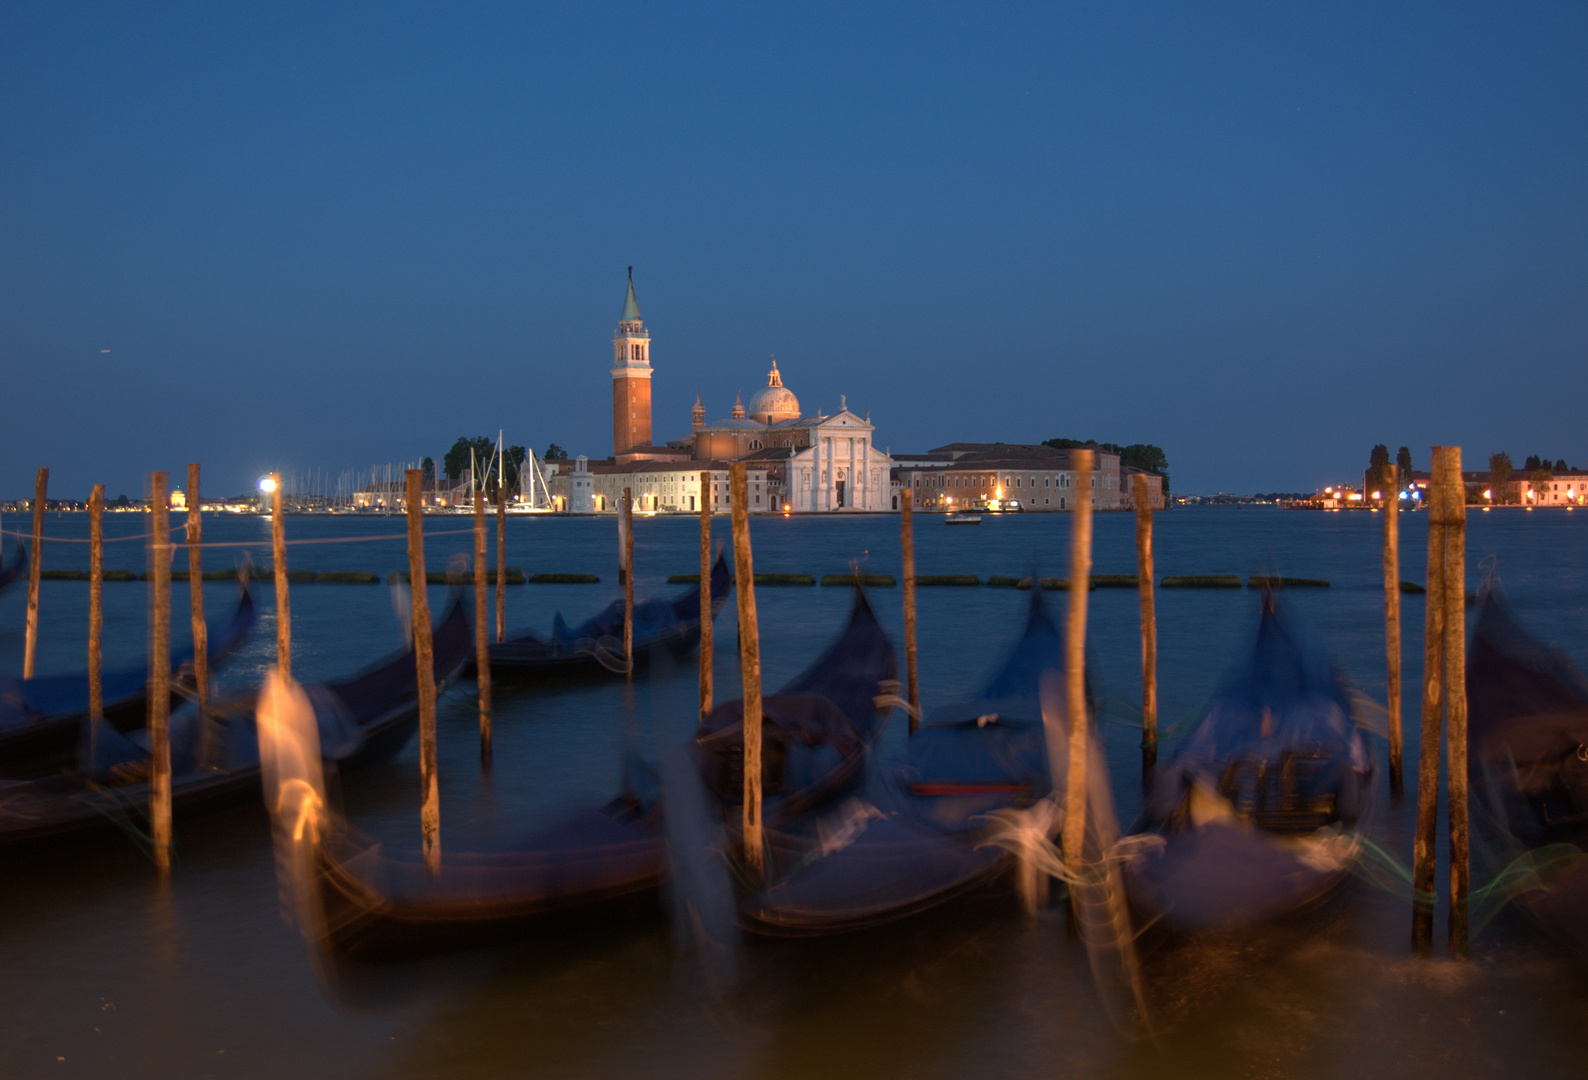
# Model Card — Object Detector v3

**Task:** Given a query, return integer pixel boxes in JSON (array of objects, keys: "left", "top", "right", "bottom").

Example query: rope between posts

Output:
[{"left": 0, "top": 527, "right": 477, "bottom": 547}]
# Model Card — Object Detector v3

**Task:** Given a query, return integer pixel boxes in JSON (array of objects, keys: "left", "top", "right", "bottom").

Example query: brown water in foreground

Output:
[{"left": 1, "top": 506, "right": 1584, "bottom": 1078}]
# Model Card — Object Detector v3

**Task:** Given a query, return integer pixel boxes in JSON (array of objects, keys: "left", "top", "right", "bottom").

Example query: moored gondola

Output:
[
  {"left": 1466, "top": 589, "right": 1588, "bottom": 953},
  {"left": 1121, "top": 595, "right": 1374, "bottom": 930},
  {"left": 262, "top": 584, "right": 897, "bottom": 962},
  {"left": 0, "top": 541, "right": 24, "bottom": 596},
  {"left": 743, "top": 587, "right": 1069, "bottom": 934},
  {"left": 0, "top": 583, "right": 258, "bottom": 774},
  {"left": 0, "top": 598, "right": 471, "bottom": 847},
  {"left": 478, "top": 551, "right": 732, "bottom": 679}
]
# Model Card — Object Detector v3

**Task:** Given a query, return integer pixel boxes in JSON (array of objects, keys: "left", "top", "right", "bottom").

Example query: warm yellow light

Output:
[
  {"left": 995, "top": 487, "right": 1003, "bottom": 498},
  {"left": 1483, "top": 489, "right": 1491, "bottom": 499},
  {"left": 1371, "top": 490, "right": 1381, "bottom": 500}
]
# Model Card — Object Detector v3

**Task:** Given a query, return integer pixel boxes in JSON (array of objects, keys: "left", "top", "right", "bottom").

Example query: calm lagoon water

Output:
[{"left": 1, "top": 506, "right": 1585, "bottom": 1079}]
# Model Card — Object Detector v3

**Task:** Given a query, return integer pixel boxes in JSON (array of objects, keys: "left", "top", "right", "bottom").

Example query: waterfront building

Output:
[
  {"left": 610, "top": 270, "right": 690, "bottom": 465},
  {"left": 548, "top": 454, "right": 771, "bottom": 514},
  {"left": 890, "top": 443, "right": 1150, "bottom": 513}
]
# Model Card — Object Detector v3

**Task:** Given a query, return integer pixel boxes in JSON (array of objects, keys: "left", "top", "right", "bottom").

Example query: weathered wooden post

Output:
[
  {"left": 495, "top": 485, "right": 506, "bottom": 644},
  {"left": 729, "top": 463, "right": 764, "bottom": 879},
  {"left": 405, "top": 469, "right": 440, "bottom": 874},
  {"left": 1381, "top": 464, "right": 1404, "bottom": 795},
  {"left": 88, "top": 485, "right": 104, "bottom": 727},
  {"left": 699, "top": 471, "right": 714, "bottom": 720},
  {"left": 1413, "top": 447, "right": 1448, "bottom": 953},
  {"left": 1443, "top": 448, "right": 1470, "bottom": 956},
  {"left": 186, "top": 464, "right": 212, "bottom": 765},
  {"left": 1062, "top": 449, "right": 1095, "bottom": 875},
  {"left": 264, "top": 476, "right": 290, "bottom": 679},
  {"left": 901, "top": 487, "right": 920, "bottom": 732},
  {"left": 149, "top": 472, "right": 173, "bottom": 873},
  {"left": 473, "top": 490, "right": 492, "bottom": 767},
  {"left": 1132, "top": 473, "right": 1157, "bottom": 778},
  {"left": 23, "top": 467, "right": 47, "bottom": 678},
  {"left": 622, "top": 487, "right": 634, "bottom": 675}
]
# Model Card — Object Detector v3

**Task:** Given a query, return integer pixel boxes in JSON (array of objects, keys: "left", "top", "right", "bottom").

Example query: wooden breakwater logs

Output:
[
  {"left": 1247, "top": 576, "right": 1331, "bottom": 588},
  {"left": 314, "top": 571, "right": 381, "bottom": 584},
  {"left": 529, "top": 572, "right": 599, "bottom": 584},
  {"left": 104, "top": 569, "right": 137, "bottom": 582},
  {"left": 668, "top": 573, "right": 701, "bottom": 584},
  {"left": 754, "top": 573, "right": 815, "bottom": 586},
  {"left": 1016, "top": 577, "right": 1070, "bottom": 591},
  {"left": 1092, "top": 574, "right": 1140, "bottom": 588},
  {"left": 915, "top": 575, "right": 980, "bottom": 586},
  {"left": 1398, "top": 580, "right": 1477, "bottom": 605},
  {"left": 1160, "top": 575, "right": 1241, "bottom": 588},
  {"left": 41, "top": 569, "right": 87, "bottom": 580},
  {"left": 986, "top": 575, "right": 1023, "bottom": 588},
  {"left": 820, "top": 574, "right": 896, "bottom": 587},
  {"left": 390, "top": 569, "right": 527, "bottom": 585}
]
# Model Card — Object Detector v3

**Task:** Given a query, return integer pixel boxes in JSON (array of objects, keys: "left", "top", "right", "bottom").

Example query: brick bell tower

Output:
[{"left": 611, "top": 267, "right": 652, "bottom": 458}]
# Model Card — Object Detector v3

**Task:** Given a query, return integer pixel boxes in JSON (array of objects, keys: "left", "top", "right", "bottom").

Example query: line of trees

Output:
[
  {"left": 441, "top": 436, "right": 530, "bottom": 497},
  {"left": 1044, "top": 438, "right": 1170, "bottom": 493}
]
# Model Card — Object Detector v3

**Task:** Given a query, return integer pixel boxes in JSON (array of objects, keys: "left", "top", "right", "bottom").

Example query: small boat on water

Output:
[
  {"left": 0, "top": 598, "right": 471, "bottom": 847},
  {"left": 944, "top": 513, "right": 981, "bottom": 525},
  {"left": 0, "top": 584, "right": 258, "bottom": 774},
  {"left": 744, "top": 587, "right": 1074, "bottom": 934},
  {"left": 477, "top": 551, "right": 732, "bottom": 679},
  {"left": 262, "top": 585, "right": 898, "bottom": 962},
  {"left": 1467, "top": 590, "right": 1588, "bottom": 953},
  {"left": 1121, "top": 595, "right": 1375, "bottom": 930}
]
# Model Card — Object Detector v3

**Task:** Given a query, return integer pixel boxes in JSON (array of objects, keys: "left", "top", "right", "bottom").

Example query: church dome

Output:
[{"left": 747, "top": 360, "right": 801, "bottom": 424}]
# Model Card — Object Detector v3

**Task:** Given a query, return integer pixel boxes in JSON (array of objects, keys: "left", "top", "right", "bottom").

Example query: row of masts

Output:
[{"left": 262, "top": 432, "right": 553, "bottom": 511}]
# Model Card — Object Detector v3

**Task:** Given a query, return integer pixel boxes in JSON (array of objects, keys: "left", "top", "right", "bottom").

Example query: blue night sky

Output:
[{"left": 3, "top": 3, "right": 1585, "bottom": 498}]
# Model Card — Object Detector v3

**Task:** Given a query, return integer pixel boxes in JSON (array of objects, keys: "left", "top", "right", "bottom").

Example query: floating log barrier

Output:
[
  {"left": 495, "top": 486, "right": 506, "bottom": 645},
  {"left": 23, "top": 467, "right": 46, "bottom": 679},
  {"left": 529, "top": 572, "right": 598, "bottom": 584},
  {"left": 311, "top": 572, "right": 381, "bottom": 584},
  {"left": 88, "top": 486, "right": 104, "bottom": 726},
  {"left": 915, "top": 575, "right": 980, "bottom": 586},
  {"left": 669, "top": 573, "right": 702, "bottom": 584},
  {"left": 1247, "top": 576, "right": 1331, "bottom": 588},
  {"left": 1160, "top": 575, "right": 1241, "bottom": 588},
  {"left": 1134, "top": 472, "right": 1158, "bottom": 779},
  {"left": 1443, "top": 448, "right": 1470, "bottom": 957},
  {"left": 753, "top": 573, "right": 815, "bottom": 586},
  {"left": 149, "top": 472, "right": 173, "bottom": 874},
  {"left": 729, "top": 463, "right": 764, "bottom": 880},
  {"left": 390, "top": 569, "right": 526, "bottom": 585},
  {"left": 1381, "top": 468, "right": 1404, "bottom": 795},
  {"left": 405, "top": 469, "right": 440, "bottom": 875},
  {"left": 821, "top": 573, "right": 896, "bottom": 587},
  {"left": 901, "top": 487, "right": 920, "bottom": 734},
  {"left": 986, "top": 576, "right": 1022, "bottom": 588},
  {"left": 1092, "top": 574, "right": 1140, "bottom": 588},
  {"left": 473, "top": 491, "right": 492, "bottom": 767},
  {"left": 1413, "top": 447, "right": 1448, "bottom": 955},
  {"left": 699, "top": 471, "right": 713, "bottom": 721},
  {"left": 1061, "top": 449, "right": 1094, "bottom": 888}
]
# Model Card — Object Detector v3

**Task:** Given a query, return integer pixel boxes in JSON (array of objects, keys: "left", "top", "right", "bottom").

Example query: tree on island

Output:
[
  {"left": 1369, "top": 444, "right": 1390, "bottom": 472},
  {"left": 1530, "top": 467, "right": 1554, "bottom": 502},
  {"left": 1524, "top": 455, "right": 1542, "bottom": 472},
  {"left": 1488, "top": 452, "right": 1513, "bottom": 503},
  {"left": 1397, "top": 446, "right": 1413, "bottom": 484},
  {"left": 442, "top": 436, "right": 532, "bottom": 496},
  {"left": 421, "top": 457, "right": 435, "bottom": 481},
  {"left": 544, "top": 443, "right": 569, "bottom": 461},
  {"left": 1556, "top": 458, "right": 1571, "bottom": 473}
]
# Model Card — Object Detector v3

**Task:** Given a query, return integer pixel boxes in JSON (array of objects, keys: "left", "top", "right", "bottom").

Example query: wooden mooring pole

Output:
[
  {"left": 1061, "top": 449, "right": 1094, "bottom": 876},
  {"left": 270, "top": 474, "right": 291, "bottom": 680},
  {"left": 473, "top": 491, "right": 493, "bottom": 767},
  {"left": 1133, "top": 473, "right": 1157, "bottom": 779},
  {"left": 699, "top": 471, "right": 713, "bottom": 720},
  {"left": 23, "top": 467, "right": 47, "bottom": 678},
  {"left": 729, "top": 463, "right": 764, "bottom": 880},
  {"left": 622, "top": 488, "right": 634, "bottom": 675},
  {"left": 88, "top": 485, "right": 104, "bottom": 734},
  {"left": 187, "top": 464, "right": 212, "bottom": 765},
  {"left": 149, "top": 472, "right": 173, "bottom": 873},
  {"left": 901, "top": 488, "right": 920, "bottom": 732},
  {"left": 1412, "top": 447, "right": 1447, "bottom": 953},
  {"left": 495, "top": 486, "right": 506, "bottom": 644},
  {"left": 1381, "top": 465, "right": 1404, "bottom": 795},
  {"left": 1443, "top": 448, "right": 1469, "bottom": 956},
  {"left": 405, "top": 470, "right": 440, "bottom": 874}
]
